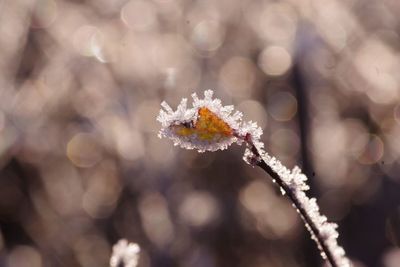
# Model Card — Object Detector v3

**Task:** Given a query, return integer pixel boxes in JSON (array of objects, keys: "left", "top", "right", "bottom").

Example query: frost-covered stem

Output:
[
  {"left": 249, "top": 143, "right": 339, "bottom": 267},
  {"left": 157, "top": 90, "right": 348, "bottom": 266}
]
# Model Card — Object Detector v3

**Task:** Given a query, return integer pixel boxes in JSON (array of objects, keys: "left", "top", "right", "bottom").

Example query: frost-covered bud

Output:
[
  {"left": 157, "top": 90, "right": 262, "bottom": 153},
  {"left": 110, "top": 239, "right": 140, "bottom": 267}
]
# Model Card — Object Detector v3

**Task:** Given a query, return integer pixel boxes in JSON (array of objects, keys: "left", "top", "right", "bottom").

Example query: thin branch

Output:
[{"left": 249, "top": 143, "right": 339, "bottom": 267}]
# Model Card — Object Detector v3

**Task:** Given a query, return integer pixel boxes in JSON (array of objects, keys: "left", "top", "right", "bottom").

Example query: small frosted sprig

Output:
[
  {"left": 110, "top": 239, "right": 140, "bottom": 267},
  {"left": 157, "top": 90, "right": 351, "bottom": 267}
]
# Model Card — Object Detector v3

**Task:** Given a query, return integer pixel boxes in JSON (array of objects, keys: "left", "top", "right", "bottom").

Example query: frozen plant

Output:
[
  {"left": 157, "top": 90, "right": 351, "bottom": 267},
  {"left": 110, "top": 239, "right": 140, "bottom": 267}
]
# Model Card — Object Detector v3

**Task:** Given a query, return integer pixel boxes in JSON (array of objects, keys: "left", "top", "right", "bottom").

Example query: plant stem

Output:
[{"left": 249, "top": 143, "right": 339, "bottom": 267}]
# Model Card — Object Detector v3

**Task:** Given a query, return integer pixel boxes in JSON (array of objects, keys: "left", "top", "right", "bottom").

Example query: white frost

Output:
[
  {"left": 157, "top": 90, "right": 248, "bottom": 152},
  {"left": 247, "top": 139, "right": 352, "bottom": 267},
  {"left": 110, "top": 239, "right": 140, "bottom": 267}
]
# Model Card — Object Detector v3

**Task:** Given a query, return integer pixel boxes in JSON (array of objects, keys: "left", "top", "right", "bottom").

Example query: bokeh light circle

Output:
[
  {"left": 267, "top": 91, "right": 297, "bottom": 121},
  {"left": 258, "top": 46, "right": 292, "bottom": 76}
]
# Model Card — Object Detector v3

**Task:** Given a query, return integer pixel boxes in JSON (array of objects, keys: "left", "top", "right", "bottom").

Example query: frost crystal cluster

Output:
[
  {"left": 157, "top": 90, "right": 261, "bottom": 152},
  {"left": 110, "top": 239, "right": 140, "bottom": 267},
  {"left": 251, "top": 144, "right": 351, "bottom": 267},
  {"left": 157, "top": 90, "right": 351, "bottom": 267}
]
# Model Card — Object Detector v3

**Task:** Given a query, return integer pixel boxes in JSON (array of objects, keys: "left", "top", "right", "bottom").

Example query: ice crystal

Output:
[
  {"left": 110, "top": 239, "right": 140, "bottom": 267},
  {"left": 157, "top": 90, "right": 351, "bottom": 267},
  {"left": 157, "top": 90, "right": 255, "bottom": 152},
  {"left": 249, "top": 140, "right": 351, "bottom": 267}
]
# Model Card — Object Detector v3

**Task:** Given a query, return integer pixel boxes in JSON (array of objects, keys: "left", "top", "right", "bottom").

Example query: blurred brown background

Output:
[{"left": 1, "top": 0, "right": 400, "bottom": 266}]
